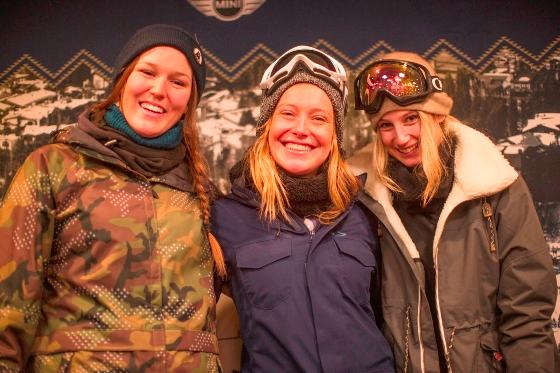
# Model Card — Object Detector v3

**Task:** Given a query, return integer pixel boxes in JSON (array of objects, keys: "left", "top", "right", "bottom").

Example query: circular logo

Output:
[
  {"left": 431, "top": 77, "right": 443, "bottom": 91},
  {"left": 193, "top": 48, "right": 203, "bottom": 65},
  {"left": 187, "top": 0, "right": 265, "bottom": 22},
  {"left": 212, "top": 0, "right": 244, "bottom": 21}
]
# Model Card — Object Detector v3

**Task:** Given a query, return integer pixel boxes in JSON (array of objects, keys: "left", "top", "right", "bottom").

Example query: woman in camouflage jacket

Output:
[{"left": 0, "top": 24, "right": 224, "bottom": 372}]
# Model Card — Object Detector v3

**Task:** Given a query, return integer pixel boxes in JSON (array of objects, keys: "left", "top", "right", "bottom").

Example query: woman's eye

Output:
[
  {"left": 139, "top": 69, "right": 155, "bottom": 77},
  {"left": 404, "top": 114, "right": 419, "bottom": 123},
  {"left": 377, "top": 122, "right": 392, "bottom": 130},
  {"left": 171, "top": 80, "right": 187, "bottom": 87}
]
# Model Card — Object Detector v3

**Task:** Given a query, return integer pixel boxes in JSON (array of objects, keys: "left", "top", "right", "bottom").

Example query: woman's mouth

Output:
[
  {"left": 140, "top": 102, "right": 165, "bottom": 114},
  {"left": 397, "top": 143, "right": 419, "bottom": 154},
  {"left": 284, "top": 142, "right": 313, "bottom": 153}
]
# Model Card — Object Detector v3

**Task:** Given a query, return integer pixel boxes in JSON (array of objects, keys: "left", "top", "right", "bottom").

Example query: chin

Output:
[
  {"left": 286, "top": 169, "right": 317, "bottom": 178},
  {"left": 134, "top": 126, "right": 166, "bottom": 138},
  {"left": 400, "top": 160, "right": 421, "bottom": 168}
]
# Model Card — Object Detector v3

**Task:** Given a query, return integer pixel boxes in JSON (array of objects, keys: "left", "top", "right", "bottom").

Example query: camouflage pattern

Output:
[{"left": 0, "top": 122, "right": 220, "bottom": 372}]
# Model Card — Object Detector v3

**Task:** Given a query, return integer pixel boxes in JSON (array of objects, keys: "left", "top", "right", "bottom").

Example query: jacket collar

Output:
[
  {"left": 349, "top": 119, "right": 518, "bottom": 260},
  {"left": 53, "top": 113, "right": 194, "bottom": 193},
  {"left": 227, "top": 173, "right": 367, "bottom": 235}
]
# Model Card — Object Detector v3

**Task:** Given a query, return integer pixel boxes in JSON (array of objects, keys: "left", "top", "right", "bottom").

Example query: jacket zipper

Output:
[
  {"left": 434, "top": 246, "right": 452, "bottom": 373},
  {"left": 482, "top": 198, "right": 497, "bottom": 253},
  {"left": 304, "top": 219, "right": 316, "bottom": 268},
  {"left": 417, "top": 285, "right": 426, "bottom": 373},
  {"left": 403, "top": 305, "right": 411, "bottom": 372},
  {"left": 303, "top": 220, "right": 323, "bottom": 370}
]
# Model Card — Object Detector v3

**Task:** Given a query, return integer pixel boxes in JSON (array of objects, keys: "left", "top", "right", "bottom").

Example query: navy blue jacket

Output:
[{"left": 211, "top": 181, "right": 394, "bottom": 373}]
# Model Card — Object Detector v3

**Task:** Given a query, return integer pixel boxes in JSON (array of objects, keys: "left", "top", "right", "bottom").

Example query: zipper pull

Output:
[
  {"left": 482, "top": 200, "right": 496, "bottom": 252},
  {"left": 482, "top": 201, "right": 492, "bottom": 218},
  {"left": 303, "top": 218, "right": 315, "bottom": 238}
]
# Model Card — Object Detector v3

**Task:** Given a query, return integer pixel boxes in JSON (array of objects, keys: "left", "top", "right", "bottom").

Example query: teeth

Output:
[
  {"left": 141, "top": 103, "right": 164, "bottom": 113},
  {"left": 285, "top": 143, "right": 312, "bottom": 152},
  {"left": 399, "top": 144, "right": 417, "bottom": 154}
]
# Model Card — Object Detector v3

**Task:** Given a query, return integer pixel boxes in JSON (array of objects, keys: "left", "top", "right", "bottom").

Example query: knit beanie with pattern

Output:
[
  {"left": 255, "top": 69, "right": 346, "bottom": 153},
  {"left": 112, "top": 24, "right": 206, "bottom": 102},
  {"left": 368, "top": 51, "right": 454, "bottom": 127}
]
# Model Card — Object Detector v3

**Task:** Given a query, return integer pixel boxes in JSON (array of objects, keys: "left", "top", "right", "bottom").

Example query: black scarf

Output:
[
  {"left": 388, "top": 137, "right": 456, "bottom": 210},
  {"left": 230, "top": 158, "right": 331, "bottom": 218},
  {"left": 78, "top": 112, "right": 187, "bottom": 178},
  {"left": 278, "top": 168, "right": 331, "bottom": 218}
]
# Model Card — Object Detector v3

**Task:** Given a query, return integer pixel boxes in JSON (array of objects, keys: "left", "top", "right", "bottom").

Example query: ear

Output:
[{"left": 434, "top": 114, "right": 446, "bottom": 124}]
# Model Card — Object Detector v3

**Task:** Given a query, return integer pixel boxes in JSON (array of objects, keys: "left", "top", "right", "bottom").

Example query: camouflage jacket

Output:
[{"left": 0, "top": 117, "right": 220, "bottom": 372}]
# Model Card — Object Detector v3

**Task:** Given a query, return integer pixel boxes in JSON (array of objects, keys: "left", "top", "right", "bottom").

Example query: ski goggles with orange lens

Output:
[
  {"left": 354, "top": 60, "right": 444, "bottom": 114},
  {"left": 260, "top": 46, "right": 348, "bottom": 108}
]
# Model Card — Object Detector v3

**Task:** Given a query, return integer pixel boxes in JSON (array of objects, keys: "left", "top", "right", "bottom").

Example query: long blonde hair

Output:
[
  {"left": 89, "top": 53, "right": 226, "bottom": 276},
  {"left": 248, "top": 119, "right": 361, "bottom": 225},
  {"left": 373, "top": 111, "right": 452, "bottom": 206}
]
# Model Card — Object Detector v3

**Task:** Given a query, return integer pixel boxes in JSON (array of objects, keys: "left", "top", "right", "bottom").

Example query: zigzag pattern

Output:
[
  {"left": 424, "top": 36, "right": 560, "bottom": 73},
  {"left": 1, "top": 36, "right": 559, "bottom": 85},
  {"left": 0, "top": 50, "right": 112, "bottom": 87}
]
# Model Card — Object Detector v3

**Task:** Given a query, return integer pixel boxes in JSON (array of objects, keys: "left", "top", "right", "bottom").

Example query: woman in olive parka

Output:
[{"left": 349, "top": 51, "right": 558, "bottom": 372}]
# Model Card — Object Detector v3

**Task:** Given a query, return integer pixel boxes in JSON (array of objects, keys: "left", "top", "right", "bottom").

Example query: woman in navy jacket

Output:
[{"left": 211, "top": 46, "right": 394, "bottom": 373}]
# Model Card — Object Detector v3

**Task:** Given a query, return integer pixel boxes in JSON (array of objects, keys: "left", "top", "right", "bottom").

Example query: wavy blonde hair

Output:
[
  {"left": 373, "top": 111, "right": 452, "bottom": 206},
  {"left": 248, "top": 119, "right": 361, "bottom": 225},
  {"left": 89, "top": 53, "right": 226, "bottom": 276}
]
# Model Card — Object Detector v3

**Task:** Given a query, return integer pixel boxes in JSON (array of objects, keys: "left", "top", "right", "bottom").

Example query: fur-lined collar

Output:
[{"left": 348, "top": 120, "right": 518, "bottom": 260}]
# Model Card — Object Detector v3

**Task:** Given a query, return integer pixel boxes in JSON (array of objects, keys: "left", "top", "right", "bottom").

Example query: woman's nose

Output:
[
  {"left": 150, "top": 78, "right": 165, "bottom": 97},
  {"left": 394, "top": 126, "right": 410, "bottom": 144},
  {"left": 291, "top": 116, "right": 309, "bottom": 136}
]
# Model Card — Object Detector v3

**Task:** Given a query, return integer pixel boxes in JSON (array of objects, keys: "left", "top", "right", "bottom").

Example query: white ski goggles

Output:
[{"left": 259, "top": 46, "right": 348, "bottom": 108}]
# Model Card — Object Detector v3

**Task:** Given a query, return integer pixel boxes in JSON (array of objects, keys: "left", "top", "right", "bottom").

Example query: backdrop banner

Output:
[{"left": 1, "top": 0, "right": 559, "bottom": 352}]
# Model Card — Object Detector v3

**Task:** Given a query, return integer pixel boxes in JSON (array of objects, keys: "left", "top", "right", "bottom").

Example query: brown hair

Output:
[
  {"left": 248, "top": 118, "right": 360, "bottom": 225},
  {"left": 90, "top": 55, "right": 140, "bottom": 123}
]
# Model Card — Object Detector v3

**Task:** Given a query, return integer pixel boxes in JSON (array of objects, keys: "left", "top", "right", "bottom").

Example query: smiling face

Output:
[
  {"left": 120, "top": 46, "right": 193, "bottom": 138},
  {"left": 377, "top": 110, "right": 423, "bottom": 168},
  {"left": 268, "top": 83, "right": 334, "bottom": 177}
]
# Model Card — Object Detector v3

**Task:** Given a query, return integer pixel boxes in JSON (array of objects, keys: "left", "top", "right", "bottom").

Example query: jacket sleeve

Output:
[
  {"left": 0, "top": 148, "right": 57, "bottom": 371},
  {"left": 494, "top": 176, "right": 559, "bottom": 372}
]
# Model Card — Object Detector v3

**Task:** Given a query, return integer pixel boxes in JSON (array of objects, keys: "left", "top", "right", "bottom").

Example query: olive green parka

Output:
[{"left": 348, "top": 120, "right": 558, "bottom": 372}]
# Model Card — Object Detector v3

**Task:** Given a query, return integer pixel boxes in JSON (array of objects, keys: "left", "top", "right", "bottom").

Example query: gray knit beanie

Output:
[
  {"left": 112, "top": 24, "right": 206, "bottom": 102},
  {"left": 256, "top": 69, "right": 346, "bottom": 153}
]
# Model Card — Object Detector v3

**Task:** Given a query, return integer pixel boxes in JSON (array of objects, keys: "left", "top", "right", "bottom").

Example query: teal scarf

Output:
[{"left": 104, "top": 104, "right": 183, "bottom": 149}]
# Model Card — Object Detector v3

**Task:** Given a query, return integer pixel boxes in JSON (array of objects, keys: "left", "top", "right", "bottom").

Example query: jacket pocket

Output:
[
  {"left": 477, "top": 330, "right": 505, "bottom": 373},
  {"left": 333, "top": 237, "right": 376, "bottom": 306},
  {"left": 235, "top": 238, "right": 292, "bottom": 310}
]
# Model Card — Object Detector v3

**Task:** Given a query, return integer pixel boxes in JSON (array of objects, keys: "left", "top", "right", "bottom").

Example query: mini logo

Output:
[
  {"left": 193, "top": 47, "right": 203, "bottom": 65},
  {"left": 187, "top": 0, "right": 266, "bottom": 21}
]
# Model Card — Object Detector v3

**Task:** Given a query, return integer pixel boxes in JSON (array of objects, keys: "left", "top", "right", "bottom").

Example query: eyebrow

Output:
[{"left": 136, "top": 61, "right": 192, "bottom": 79}]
